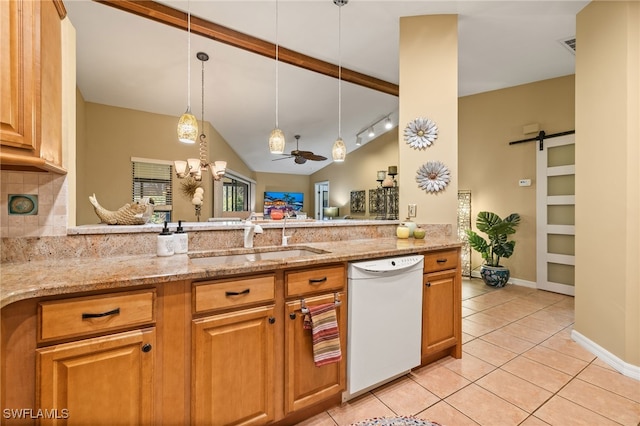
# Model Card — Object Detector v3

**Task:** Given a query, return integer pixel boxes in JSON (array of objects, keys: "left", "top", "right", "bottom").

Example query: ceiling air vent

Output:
[{"left": 559, "top": 37, "right": 576, "bottom": 55}]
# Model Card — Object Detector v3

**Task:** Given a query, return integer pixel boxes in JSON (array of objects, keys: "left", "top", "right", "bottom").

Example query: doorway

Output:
[
  {"left": 314, "top": 181, "right": 329, "bottom": 220},
  {"left": 536, "top": 133, "right": 575, "bottom": 295}
]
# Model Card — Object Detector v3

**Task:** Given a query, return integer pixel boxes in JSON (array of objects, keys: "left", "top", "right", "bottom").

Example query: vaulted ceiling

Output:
[{"left": 66, "top": 0, "right": 588, "bottom": 175}]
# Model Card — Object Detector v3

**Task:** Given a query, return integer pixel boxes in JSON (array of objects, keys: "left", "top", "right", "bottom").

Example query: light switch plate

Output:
[
  {"left": 408, "top": 204, "right": 417, "bottom": 217},
  {"left": 519, "top": 179, "right": 532, "bottom": 187}
]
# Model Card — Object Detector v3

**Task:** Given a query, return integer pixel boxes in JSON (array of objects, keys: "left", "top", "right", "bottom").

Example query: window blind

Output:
[{"left": 132, "top": 161, "right": 173, "bottom": 210}]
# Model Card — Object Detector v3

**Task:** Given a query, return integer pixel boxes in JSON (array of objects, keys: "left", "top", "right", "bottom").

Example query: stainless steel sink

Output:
[{"left": 189, "top": 247, "right": 329, "bottom": 266}]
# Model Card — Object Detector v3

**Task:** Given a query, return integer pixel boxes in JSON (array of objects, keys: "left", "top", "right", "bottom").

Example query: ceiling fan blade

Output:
[
  {"left": 272, "top": 155, "right": 293, "bottom": 161},
  {"left": 305, "top": 153, "right": 328, "bottom": 161}
]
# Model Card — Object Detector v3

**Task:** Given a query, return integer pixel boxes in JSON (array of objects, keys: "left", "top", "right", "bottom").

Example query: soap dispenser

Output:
[
  {"left": 174, "top": 220, "right": 188, "bottom": 254},
  {"left": 157, "top": 221, "right": 174, "bottom": 256}
]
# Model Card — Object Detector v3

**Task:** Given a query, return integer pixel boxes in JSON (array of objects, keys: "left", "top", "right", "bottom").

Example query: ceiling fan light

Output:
[
  {"left": 332, "top": 137, "right": 346, "bottom": 162},
  {"left": 269, "top": 128, "right": 286, "bottom": 154},
  {"left": 177, "top": 110, "right": 198, "bottom": 143}
]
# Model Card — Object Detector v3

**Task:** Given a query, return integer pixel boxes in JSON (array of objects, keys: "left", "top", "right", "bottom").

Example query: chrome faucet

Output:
[{"left": 243, "top": 220, "right": 263, "bottom": 248}]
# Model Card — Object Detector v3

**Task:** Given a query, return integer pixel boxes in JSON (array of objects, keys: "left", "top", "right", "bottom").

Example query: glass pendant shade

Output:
[
  {"left": 269, "top": 128, "right": 286, "bottom": 154},
  {"left": 187, "top": 158, "right": 201, "bottom": 174},
  {"left": 332, "top": 137, "right": 346, "bottom": 162},
  {"left": 213, "top": 160, "right": 227, "bottom": 177},
  {"left": 177, "top": 110, "right": 198, "bottom": 144},
  {"left": 174, "top": 160, "right": 188, "bottom": 177}
]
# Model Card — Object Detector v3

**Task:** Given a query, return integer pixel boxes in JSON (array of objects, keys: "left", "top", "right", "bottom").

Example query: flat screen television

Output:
[{"left": 263, "top": 191, "right": 304, "bottom": 217}]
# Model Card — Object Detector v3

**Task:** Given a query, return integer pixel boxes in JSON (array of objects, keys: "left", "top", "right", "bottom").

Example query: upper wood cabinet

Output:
[{"left": 0, "top": 0, "right": 66, "bottom": 173}]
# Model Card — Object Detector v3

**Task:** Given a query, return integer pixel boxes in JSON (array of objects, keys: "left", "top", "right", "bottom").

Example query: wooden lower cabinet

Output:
[
  {"left": 192, "top": 305, "right": 277, "bottom": 426},
  {"left": 36, "top": 328, "right": 155, "bottom": 426},
  {"left": 422, "top": 269, "right": 461, "bottom": 360},
  {"left": 284, "top": 292, "right": 347, "bottom": 415}
]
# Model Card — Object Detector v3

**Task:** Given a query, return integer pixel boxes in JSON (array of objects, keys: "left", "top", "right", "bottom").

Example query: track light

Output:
[
  {"left": 384, "top": 116, "right": 393, "bottom": 130},
  {"left": 368, "top": 127, "right": 375, "bottom": 138},
  {"left": 355, "top": 136, "right": 362, "bottom": 146}
]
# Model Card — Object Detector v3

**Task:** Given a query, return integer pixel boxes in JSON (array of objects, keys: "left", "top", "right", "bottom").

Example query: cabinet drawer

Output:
[
  {"left": 193, "top": 274, "right": 275, "bottom": 314},
  {"left": 424, "top": 249, "right": 459, "bottom": 273},
  {"left": 39, "top": 290, "right": 156, "bottom": 342},
  {"left": 286, "top": 265, "right": 345, "bottom": 297}
]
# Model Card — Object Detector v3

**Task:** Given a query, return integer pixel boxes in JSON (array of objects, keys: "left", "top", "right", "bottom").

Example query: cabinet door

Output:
[
  {"left": 284, "top": 292, "right": 346, "bottom": 414},
  {"left": 37, "top": 328, "right": 155, "bottom": 426},
  {"left": 422, "top": 269, "right": 460, "bottom": 358},
  {"left": 192, "top": 305, "right": 276, "bottom": 426},
  {"left": 0, "top": 0, "right": 64, "bottom": 173},
  {"left": 0, "top": 0, "right": 39, "bottom": 151}
]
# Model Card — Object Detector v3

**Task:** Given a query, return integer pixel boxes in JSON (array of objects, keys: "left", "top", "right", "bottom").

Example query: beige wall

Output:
[
  {"left": 398, "top": 15, "right": 458, "bottom": 227},
  {"left": 575, "top": 1, "right": 639, "bottom": 366},
  {"left": 255, "top": 172, "right": 311, "bottom": 216},
  {"left": 310, "top": 129, "right": 399, "bottom": 218},
  {"left": 459, "top": 75, "right": 576, "bottom": 281},
  {"left": 76, "top": 101, "right": 255, "bottom": 225}
]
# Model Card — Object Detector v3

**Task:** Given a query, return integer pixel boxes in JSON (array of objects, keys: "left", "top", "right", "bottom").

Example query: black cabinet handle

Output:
[
  {"left": 436, "top": 259, "right": 448, "bottom": 264},
  {"left": 142, "top": 343, "right": 152, "bottom": 353},
  {"left": 426, "top": 282, "right": 431, "bottom": 287},
  {"left": 308, "top": 277, "right": 327, "bottom": 285},
  {"left": 225, "top": 289, "right": 250, "bottom": 296},
  {"left": 289, "top": 312, "right": 297, "bottom": 320},
  {"left": 82, "top": 307, "right": 120, "bottom": 319},
  {"left": 268, "top": 317, "right": 276, "bottom": 324}
]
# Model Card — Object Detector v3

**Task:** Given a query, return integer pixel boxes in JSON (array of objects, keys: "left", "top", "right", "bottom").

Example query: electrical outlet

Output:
[{"left": 519, "top": 179, "right": 532, "bottom": 187}]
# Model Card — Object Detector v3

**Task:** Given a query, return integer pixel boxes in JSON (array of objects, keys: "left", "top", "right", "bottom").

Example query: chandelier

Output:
[{"left": 174, "top": 52, "right": 226, "bottom": 181}]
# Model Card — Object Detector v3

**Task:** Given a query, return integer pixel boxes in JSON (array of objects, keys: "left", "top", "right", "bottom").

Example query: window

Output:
[
  {"left": 132, "top": 158, "right": 173, "bottom": 223},
  {"left": 222, "top": 174, "right": 250, "bottom": 212}
]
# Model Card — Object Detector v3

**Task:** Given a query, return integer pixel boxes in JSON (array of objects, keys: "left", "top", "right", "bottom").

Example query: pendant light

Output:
[
  {"left": 177, "top": 0, "right": 198, "bottom": 144},
  {"left": 331, "top": 0, "right": 348, "bottom": 162},
  {"left": 269, "top": 0, "right": 286, "bottom": 154}
]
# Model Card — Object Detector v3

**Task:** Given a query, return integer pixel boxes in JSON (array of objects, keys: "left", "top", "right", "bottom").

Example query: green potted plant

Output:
[{"left": 466, "top": 211, "right": 521, "bottom": 287}]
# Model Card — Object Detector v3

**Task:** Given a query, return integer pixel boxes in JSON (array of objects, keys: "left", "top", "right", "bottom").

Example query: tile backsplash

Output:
[{"left": 0, "top": 171, "right": 68, "bottom": 237}]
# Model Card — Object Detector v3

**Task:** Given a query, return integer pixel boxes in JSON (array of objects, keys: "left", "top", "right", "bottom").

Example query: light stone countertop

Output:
[{"left": 0, "top": 237, "right": 460, "bottom": 308}]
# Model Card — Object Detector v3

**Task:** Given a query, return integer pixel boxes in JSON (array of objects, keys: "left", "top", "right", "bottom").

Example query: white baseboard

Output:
[{"left": 571, "top": 330, "right": 640, "bottom": 381}]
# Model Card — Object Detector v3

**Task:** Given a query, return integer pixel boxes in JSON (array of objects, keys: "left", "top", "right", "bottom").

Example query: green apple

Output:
[{"left": 413, "top": 228, "right": 426, "bottom": 239}]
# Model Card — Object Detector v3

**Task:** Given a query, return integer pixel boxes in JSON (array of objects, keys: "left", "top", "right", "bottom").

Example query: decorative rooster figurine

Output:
[{"left": 89, "top": 194, "right": 154, "bottom": 225}]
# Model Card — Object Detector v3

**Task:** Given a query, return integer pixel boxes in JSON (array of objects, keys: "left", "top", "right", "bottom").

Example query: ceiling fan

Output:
[{"left": 273, "top": 135, "right": 327, "bottom": 164}]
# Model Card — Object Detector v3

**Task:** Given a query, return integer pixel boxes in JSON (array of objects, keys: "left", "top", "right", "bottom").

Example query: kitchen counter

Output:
[{"left": 0, "top": 237, "right": 460, "bottom": 308}]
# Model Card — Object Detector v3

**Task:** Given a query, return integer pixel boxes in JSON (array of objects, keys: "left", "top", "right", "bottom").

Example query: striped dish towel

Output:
[{"left": 303, "top": 303, "right": 342, "bottom": 367}]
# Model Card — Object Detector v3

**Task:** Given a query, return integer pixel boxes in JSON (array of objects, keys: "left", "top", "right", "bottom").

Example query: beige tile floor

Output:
[{"left": 299, "top": 278, "right": 640, "bottom": 426}]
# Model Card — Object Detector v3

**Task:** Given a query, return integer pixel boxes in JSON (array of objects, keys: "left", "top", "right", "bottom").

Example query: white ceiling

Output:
[{"left": 65, "top": 0, "right": 588, "bottom": 175}]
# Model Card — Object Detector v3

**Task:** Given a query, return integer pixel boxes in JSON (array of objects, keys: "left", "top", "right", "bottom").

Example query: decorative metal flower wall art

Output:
[
  {"left": 416, "top": 161, "right": 451, "bottom": 193},
  {"left": 404, "top": 117, "right": 438, "bottom": 149}
]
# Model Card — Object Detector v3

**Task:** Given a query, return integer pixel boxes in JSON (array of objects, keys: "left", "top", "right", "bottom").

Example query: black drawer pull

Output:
[
  {"left": 308, "top": 277, "right": 328, "bottom": 285},
  {"left": 82, "top": 307, "right": 120, "bottom": 319},
  {"left": 141, "top": 343, "right": 152, "bottom": 353},
  {"left": 426, "top": 282, "right": 431, "bottom": 287},
  {"left": 225, "top": 289, "right": 250, "bottom": 296},
  {"left": 268, "top": 317, "right": 276, "bottom": 324},
  {"left": 289, "top": 312, "right": 297, "bottom": 320},
  {"left": 436, "top": 259, "right": 448, "bottom": 264}
]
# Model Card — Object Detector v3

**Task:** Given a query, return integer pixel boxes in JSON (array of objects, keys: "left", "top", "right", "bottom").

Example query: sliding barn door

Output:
[{"left": 536, "top": 133, "right": 575, "bottom": 295}]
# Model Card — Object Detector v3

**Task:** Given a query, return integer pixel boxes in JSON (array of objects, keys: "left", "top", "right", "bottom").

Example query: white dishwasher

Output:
[{"left": 344, "top": 254, "right": 424, "bottom": 401}]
